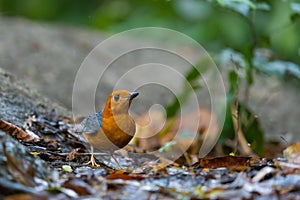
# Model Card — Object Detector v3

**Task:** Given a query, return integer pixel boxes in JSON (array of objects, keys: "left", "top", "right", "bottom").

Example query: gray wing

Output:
[{"left": 77, "top": 110, "right": 103, "bottom": 135}]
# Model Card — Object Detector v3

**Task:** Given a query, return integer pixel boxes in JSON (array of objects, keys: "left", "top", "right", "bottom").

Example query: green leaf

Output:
[
  {"left": 291, "top": 2, "right": 300, "bottom": 14},
  {"left": 62, "top": 165, "right": 73, "bottom": 173},
  {"left": 245, "top": 66, "right": 254, "bottom": 85},
  {"left": 255, "top": 2, "right": 270, "bottom": 11},
  {"left": 217, "top": 100, "right": 235, "bottom": 146},
  {"left": 215, "top": 0, "right": 225, "bottom": 6},
  {"left": 254, "top": 60, "right": 300, "bottom": 80},
  {"left": 260, "top": 35, "right": 271, "bottom": 46},
  {"left": 228, "top": 69, "right": 238, "bottom": 96},
  {"left": 243, "top": 45, "right": 254, "bottom": 85},
  {"left": 166, "top": 97, "right": 180, "bottom": 118},
  {"left": 290, "top": 13, "right": 300, "bottom": 23},
  {"left": 213, "top": 0, "right": 256, "bottom": 16},
  {"left": 240, "top": 105, "right": 264, "bottom": 156},
  {"left": 235, "top": 0, "right": 256, "bottom": 9},
  {"left": 229, "top": 69, "right": 238, "bottom": 84}
]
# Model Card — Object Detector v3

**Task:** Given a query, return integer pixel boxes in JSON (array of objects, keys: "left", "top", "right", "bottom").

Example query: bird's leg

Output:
[
  {"left": 111, "top": 152, "right": 122, "bottom": 169},
  {"left": 85, "top": 146, "right": 100, "bottom": 167}
]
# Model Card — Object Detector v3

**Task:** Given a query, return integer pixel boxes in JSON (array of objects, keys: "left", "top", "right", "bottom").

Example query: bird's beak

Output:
[{"left": 129, "top": 92, "right": 139, "bottom": 100}]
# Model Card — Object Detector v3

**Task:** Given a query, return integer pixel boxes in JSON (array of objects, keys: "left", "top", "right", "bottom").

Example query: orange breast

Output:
[{"left": 84, "top": 114, "right": 136, "bottom": 152}]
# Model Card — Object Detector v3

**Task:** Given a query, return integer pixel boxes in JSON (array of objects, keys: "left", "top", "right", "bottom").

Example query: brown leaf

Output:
[
  {"left": 108, "top": 171, "right": 147, "bottom": 180},
  {"left": 2, "top": 141, "right": 36, "bottom": 187},
  {"left": 197, "top": 156, "right": 251, "bottom": 169},
  {"left": 62, "top": 179, "right": 95, "bottom": 196},
  {"left": 4, "top": 193, "right": 48, "bottom": 200},
  {"left": 0, "top": 120, "right": 40, "bottom": 142},
  {"left": 283, "top": 143, "right": 300, "bottom": 164}
]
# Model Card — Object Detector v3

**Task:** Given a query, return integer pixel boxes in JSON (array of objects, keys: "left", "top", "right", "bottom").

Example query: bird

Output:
[{"left": 79, "top": 90, "right": 139, "bottom": 167}]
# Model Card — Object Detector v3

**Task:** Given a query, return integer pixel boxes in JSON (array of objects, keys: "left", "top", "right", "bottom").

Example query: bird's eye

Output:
[{"left": 113, "top": 94, "right": 120, "bottom": 101}]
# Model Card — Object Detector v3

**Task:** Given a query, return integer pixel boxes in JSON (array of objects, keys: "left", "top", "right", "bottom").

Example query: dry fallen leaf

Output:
[
  {"left": 108, "top": 171, "right": 147, "bottom": 180},
  {"left": 2, "top": 141, "right": 36, "bottom": 187},
  {"left": 197, "top": 156, "right": 251, "bottom": 170},
  {"left": 4, "top": 193, "right": 48, "bottom": 200},
  {"left": 0, "top": 120, "right": 40, "bottom": 142},
  {"left": 283, "top": 143, "right": 300, "bottom": 164},
  {"left": 62, "top": 178, "right": 96, "bottom": 196}
]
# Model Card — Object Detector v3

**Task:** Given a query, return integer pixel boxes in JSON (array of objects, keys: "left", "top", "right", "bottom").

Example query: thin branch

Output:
[{"left": 231, "top": 57, "right": 253, "bottom": 155}]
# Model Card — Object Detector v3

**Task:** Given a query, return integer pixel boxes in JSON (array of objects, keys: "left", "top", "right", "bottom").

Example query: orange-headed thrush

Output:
[{"left": 79, "top": 90, "right": 139, "bottom": 166}]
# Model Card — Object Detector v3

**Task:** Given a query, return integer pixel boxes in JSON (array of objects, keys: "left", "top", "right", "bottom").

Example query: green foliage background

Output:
[{"left": 1, "top": 0, "right": 299, "bottom": 65}]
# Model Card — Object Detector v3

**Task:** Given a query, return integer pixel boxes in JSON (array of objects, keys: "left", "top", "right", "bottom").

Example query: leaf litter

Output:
[{"left": 1, "top": 109, "right": 300, "bottom": 199}]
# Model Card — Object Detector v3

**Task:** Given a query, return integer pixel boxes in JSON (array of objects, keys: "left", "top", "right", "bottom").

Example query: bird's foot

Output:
[{"left": 85, "top": 155, "right": 100, "bottom": 167}]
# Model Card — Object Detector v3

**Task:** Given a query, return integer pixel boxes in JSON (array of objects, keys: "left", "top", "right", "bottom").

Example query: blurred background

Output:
[
  {"left": 1, "top": 0, "right": 299, "bottom": 62},
  {"left": 0, "top": 0, "right": 299, "bottom": 157}
]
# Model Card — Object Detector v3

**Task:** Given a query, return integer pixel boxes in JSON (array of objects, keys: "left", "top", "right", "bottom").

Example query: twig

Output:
[
  {"left": 56, "top": 152, "right": 108, "bottom": 156},
  {"left": 231, "top": 57, "right": 253, "bottom": 155}
]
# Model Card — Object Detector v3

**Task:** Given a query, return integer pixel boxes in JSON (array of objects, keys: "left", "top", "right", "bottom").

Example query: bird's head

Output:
[{"left": 103, "top": 90, "right": 139, "bottom": 116}]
